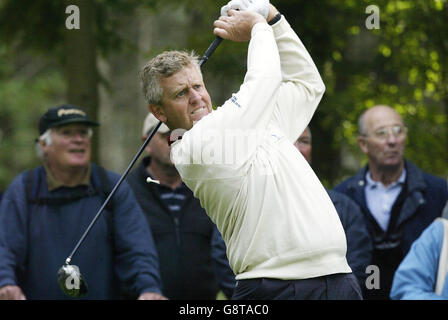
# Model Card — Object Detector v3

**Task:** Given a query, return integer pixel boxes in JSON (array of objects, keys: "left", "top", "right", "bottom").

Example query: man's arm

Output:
[
  {"left": 211, "top": 9, "right": 282, "bottom": 132},
  {"left": 390, "top": 220, "right": 445, "bottom": 300},
  {"left": 0, "top": 175, "right": 28, "bottom": 300},
  {"left": 110, "top": 177, "right": 166, "bottom": 300},
  {"left": 328, "top": 190, "right": 372, "bottom": 287},
  {"left": 270, "top": 6, "right": 326, "bottom": 142}
]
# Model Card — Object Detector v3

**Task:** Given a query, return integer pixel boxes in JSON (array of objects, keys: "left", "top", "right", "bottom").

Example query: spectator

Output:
[
  {"left": 0, "top": 132, "right": 2, "bottom": 203},
  {"left": 0, "top": 104, "right": 166, "bottom": 300},
  {"left": 127, "top": 112, "right": 235, "bottom": 300},
  {"left": 294, "top": 126, "right": 372, "bottom": 288},
  {"left": 390, "top": 218, "right": 448, "bottom": 300},
  {"left": 334, "top": 105, "right": 448, "bottom": 300}
]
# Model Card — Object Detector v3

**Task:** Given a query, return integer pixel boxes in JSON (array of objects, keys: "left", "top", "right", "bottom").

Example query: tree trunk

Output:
[{"left": 63, "top": 0, "right": 99, "bottom": 162}]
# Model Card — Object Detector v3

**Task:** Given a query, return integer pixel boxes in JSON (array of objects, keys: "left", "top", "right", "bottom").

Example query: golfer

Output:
[{"left": 140, "top": 1, "right": 362, "bottom": 300}]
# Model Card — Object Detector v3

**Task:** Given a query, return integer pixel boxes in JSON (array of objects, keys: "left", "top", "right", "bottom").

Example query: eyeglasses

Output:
[{"left": 364, "top": 125, "right": 407, "bottom": 141}]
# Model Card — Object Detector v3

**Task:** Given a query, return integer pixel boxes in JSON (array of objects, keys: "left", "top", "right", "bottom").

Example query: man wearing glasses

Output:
[{"left": 335, "top": 105, "right": 448, "bottom": 300}]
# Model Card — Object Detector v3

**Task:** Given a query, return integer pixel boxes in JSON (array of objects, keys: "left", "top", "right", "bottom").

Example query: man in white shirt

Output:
[{"left": 140, "top": 1, "right": 361, "bottom": 299}]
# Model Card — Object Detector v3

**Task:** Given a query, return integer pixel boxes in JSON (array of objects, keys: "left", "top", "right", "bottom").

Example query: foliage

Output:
[
  {"left": 0, "top": 46, "right": 66, "bottom": 189},
  {"left": 0, "top": 0, "right": 447, "bottom": 191},
  {"left": 275, "top": 0, "right": 448, "bottom": 185}
]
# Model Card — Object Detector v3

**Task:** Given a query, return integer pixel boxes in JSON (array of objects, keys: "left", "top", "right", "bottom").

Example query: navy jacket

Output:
[
  {"left": 327, "top": 189, "right": 372, "bottom": 287},
  {"left": 127, "top": 158, "right": 235, "bottom": 300},
  {"left": 0, "top": 164, "right": 162, "bottom": 299},
  {"left": 335, "top": 160, "right": 448, "bottom": 299}
]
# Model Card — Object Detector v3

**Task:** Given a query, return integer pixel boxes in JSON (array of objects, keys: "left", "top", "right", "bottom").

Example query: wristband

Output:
[{"left": 268, "top": 12, "right": 281, "bottom": 25}]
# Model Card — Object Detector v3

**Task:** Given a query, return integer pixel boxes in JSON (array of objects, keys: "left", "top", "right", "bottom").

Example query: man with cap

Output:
[
  {"left": 0, "top": 104, "right": 166, "bottom": 300},
  {"left": 126, "top": 112, "right": 235, "bottom": 300}
]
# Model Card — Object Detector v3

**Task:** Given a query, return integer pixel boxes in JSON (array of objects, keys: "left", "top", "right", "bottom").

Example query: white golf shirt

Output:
[{"left": 171, "top": 16, "right": 351, "bottom": 280}]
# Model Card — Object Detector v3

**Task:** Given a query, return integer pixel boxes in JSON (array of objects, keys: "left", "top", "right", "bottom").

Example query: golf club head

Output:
[{"left": 57, "top": 264, "right": 88, "bottom": 298}]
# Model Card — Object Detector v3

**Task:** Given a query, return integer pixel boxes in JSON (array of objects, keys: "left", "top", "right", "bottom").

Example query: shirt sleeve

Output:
[
  {"left": 110, "top": 176, "right": 163, "bottom": 297},
  {"left": 0, "top": 174, "right": 29, "bottom": 289},
  {"left": 200, "top": 22, "right": 282, "bottom": 132},
  {"left": 270, "top": 15, "right": 326, "bottom": 143},
  {"left": 390, "top": 220, "right": 446, "bottom": 300},
  {"left": 172, "top": 22, "right": 282, "bottom": 169}
]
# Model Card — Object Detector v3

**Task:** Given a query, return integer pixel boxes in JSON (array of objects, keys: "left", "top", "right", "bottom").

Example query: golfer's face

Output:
[
  {"left": 159, "top": 65, "right": 212, "bottom": 130},
  {"left": 43, "top": 124, "right": 91, "bottom": 170}
]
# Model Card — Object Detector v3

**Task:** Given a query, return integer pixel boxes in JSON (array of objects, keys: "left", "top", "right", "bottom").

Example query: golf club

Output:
[{"left": 57, "top": 36, "right": 223, "bottom": 298}]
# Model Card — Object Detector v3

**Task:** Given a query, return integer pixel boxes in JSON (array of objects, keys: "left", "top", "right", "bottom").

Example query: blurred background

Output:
[{"left": 0, "top": 0, "right": 447, "bottom": 191}]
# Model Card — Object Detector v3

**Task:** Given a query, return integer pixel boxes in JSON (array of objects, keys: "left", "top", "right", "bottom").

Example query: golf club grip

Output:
[
  {"left": 66, "top": 121, "right": 162, "bottom": 263},
  {"left": 199, "top": 36, "right": 223, "bottom": 67}
]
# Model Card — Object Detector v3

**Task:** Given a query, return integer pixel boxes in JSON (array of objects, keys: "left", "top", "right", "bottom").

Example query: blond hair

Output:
[{"left": 140, "top": 50, "right": 200, "bottom": 105}]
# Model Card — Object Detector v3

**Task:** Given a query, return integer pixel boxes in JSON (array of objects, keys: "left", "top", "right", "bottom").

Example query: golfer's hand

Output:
[
  {"left": 214, "top": 9, "right": 265, "bottom": 42},
  {"left": 138, "top": 292, "right": 168, "bottom": 300},
  {"left": 0, "top": 285, "right": 26, "bottom": 300},
  {"left": 221, "top": 0, "right": 270, "bottom": 19}
]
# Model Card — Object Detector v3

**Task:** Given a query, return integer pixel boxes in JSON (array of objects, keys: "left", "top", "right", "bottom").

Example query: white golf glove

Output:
[{"left": 220, "top": 0, "right": 270, "bottom": 19}]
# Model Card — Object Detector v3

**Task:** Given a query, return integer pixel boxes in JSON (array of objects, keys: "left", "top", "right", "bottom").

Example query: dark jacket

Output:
[
  {"left": 127, "top": 157, "right": 235, "bottom": 300},
  {"left": 334, "top": 160, "right": 448, "bottom": 299},
  {"left": 327, "top": 189, "right": 372, "bottom": 288},
  {"left": 0, "top": 164, "right": 162, "bottom": 299}
]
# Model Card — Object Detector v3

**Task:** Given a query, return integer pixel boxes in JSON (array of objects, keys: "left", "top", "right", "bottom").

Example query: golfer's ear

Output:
[{"left": 148, "top": 104, "right": 167, "bottom": 123}]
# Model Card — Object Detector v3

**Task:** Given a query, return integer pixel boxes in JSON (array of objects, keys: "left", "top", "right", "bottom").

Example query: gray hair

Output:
[
  {"left": 358, "top": 112, "right": 368, "bottom": 136},
  {"left": 35, "top": 129, "right": 53, "bottom": 159},
  {"left": 140, "top": 50, "right": 200, "bottom": 105}
]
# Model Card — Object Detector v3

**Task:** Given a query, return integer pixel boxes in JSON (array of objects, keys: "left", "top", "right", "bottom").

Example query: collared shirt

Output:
[
  {"left": 43, "top": 163, "right": 91, "bottom": 191},
  {"left": 365, "top": 169, "right": 407, "bottom": 231}
]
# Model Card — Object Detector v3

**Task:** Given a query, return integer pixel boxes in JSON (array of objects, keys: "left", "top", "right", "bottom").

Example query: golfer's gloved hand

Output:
[{"left": 220, "top": 0, "right": 270, "bottom": 19}]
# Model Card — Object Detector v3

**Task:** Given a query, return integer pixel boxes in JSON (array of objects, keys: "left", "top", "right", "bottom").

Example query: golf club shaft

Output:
[
  {"left": 199, "top": 36, "right": 222, "bottom": 67},
  {"left": 66, "top": 121, "right": 162, "bottom": 264},
  {"left": 65, "top": 36, "right": 224, "bottom": 265}
]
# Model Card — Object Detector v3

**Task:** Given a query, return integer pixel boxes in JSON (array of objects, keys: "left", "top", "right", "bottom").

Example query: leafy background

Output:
[{"left": 0, "top": 0, "right": 447, "bottom": 191}]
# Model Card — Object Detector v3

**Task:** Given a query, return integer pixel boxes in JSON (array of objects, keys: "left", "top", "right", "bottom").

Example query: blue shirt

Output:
[
  {"left": 390, "top": 219, "right": 448, "bottom": 300},
  {"left": 365, "top": 169, "right": 406, "bottom": 231}
]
